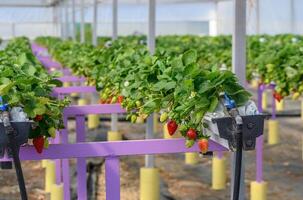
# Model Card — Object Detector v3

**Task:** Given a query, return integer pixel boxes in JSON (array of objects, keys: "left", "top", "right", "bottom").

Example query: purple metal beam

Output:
[
  {"left": 76, "top": 116, "right": 87, "bottom": 199},
  {"left": 64, "top": 104, "right": 126, "bottom": 116},
  {"left": 105, "top": 157, "right": 120, "bottom": 200},
  {"left": 52, "top": 86, "right": 96, "bottom": 95},
  {"left": 1, "top": 139, "right": 227, "bottom": 162},
  {"left": 57, "top": 76, "right": 86, "bottom": 83},
  {"left": 61, "top": 116, "right": 71, "bottom": 200}
]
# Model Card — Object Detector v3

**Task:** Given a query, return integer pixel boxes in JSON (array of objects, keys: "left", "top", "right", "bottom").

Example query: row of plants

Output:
[
  {"left": 37, "top": 34, "right": 303, "bottom": 101},
  {"left": 35, "top": 36, "right": 251, "bottom": 151},
  {"left": 0, "top": 37, "right": 69, "bottom": 153}
]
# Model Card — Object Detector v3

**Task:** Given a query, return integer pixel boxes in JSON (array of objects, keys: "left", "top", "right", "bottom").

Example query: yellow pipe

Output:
[
  {"left": 140, "top": 168, "right": 160, "bottom": 200},
  {"left": 250, "top": 181, "right": 267, "bottom": 200},
  {"left": 88, "top": 114, "right": 100, "bottom": 129},
  {"left": 107, "top": 131, "right": 122, "bottom": 141},
  {"left": 212, "top": 156, "right": 226, "bottom": 190},
  {"left": 42, "top": 160, "right": 48, "bottom": 168},
  {"left": 136, "top": 115, "right": 145, "bottom": 124},
  {"left": 251, "top": 80, "right": 259, "bottom": 89},
  {"left": 262, "top": 91, "right": 267, "bottom": 111},
  {"left": 51, "top": 184, "right": 64, "bottom": 200},
  {"left": 276, "top": 100, "right": 284, "bottom": 111},
  {"left": 78, "top": 99, "right": 87, "bottom": 106},
  {"left": 268, "top": 119, "right": 279, "bottom": 145},
  {"left": 45, "top": 160, "right": 56, "bottom": 193},
  {"left": 185, "top": 152, "right": 199, "bottom": 165}
]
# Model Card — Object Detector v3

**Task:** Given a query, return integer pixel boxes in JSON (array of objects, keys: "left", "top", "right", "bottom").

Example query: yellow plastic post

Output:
[
  {"left": 262, "top": 91, "right": 267, "bottom": 110},
  {"left": 51, "top": 184, "right": 64, "bottom": 200},
  {"left": 268, "top": 119, "right": 279, "bottom": 145},
  {"left": 250, "top": 181, "right": 267, "bottom": 200},
  {"left": 140, "top": 168, "right": 160, "bottom": 200},
  {"left": 212, "top": 156, "right": 226, "bottom": 190},
  {"left": 276, "top": 99, "right": 284, "bottom": 111},
  {"left": 63, "top": 82, "right": 71, "bottom": 88},
  {"left": 107, "top": 131, "right": 122, "bottom": 141},
  {"left": 42, "top": 160, "right": 48, "bottom": 168},
  {"left": 45, "top": 160, "right": 56, "bottom": 193},
  {"left": 251, "top": 79, "right": 259, "bottom": 89},
  {"left": 88, "top": 114, "right": 99, "bottom": 129},
  {"left": 78, "top": 99, "right": 87, "bottom": 106},
  {"left": 153, "top": 113, "right": 158, "bottom": 133},
  {"left": 185, "top": 152, "right": 199, "bottom": 165},
  {"left": 136, "top": 115, "right": 145, "bottom": 124}
]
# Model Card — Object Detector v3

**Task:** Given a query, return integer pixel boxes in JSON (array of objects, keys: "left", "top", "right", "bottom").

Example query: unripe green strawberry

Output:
[
  {"left": 48, "top": 127, "right": 56, "bottom": 138},
  {"left": 111, "top": 96, "right": 117, "bottom": 104},
  {"left": 44, "top": 138, "right": 49, "bottom": 148},
  {"left": 160, "top": 112, "right": 168, "bottom": 122},
  {"left": 131, "top": 115, "right": 137, "bottom": 123},
  {"left": 135, "top": 100, "right": 142, "bottom": 107}
]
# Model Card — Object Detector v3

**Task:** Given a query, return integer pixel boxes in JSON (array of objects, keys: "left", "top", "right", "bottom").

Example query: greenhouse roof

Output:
[{"left": 0, "top": 0, "right": 230, "bottom": 7}]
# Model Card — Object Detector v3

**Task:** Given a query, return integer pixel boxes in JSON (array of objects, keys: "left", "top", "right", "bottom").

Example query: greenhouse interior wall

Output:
[{"left": 0, "top": 0, "right": 303, "bottom": 40}]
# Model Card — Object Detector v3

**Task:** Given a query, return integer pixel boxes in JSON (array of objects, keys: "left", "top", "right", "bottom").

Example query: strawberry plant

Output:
[{"left": 0, "top": 37, "right": 69, "bottom": 153}]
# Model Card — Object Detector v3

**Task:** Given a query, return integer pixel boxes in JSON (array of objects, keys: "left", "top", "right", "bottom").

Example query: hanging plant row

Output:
[
  {"left": 0, "top": 37, "right": 70, "bottom": 153},
  {"left": 35, "top": 36, "right": 251, "bottom": 150}
]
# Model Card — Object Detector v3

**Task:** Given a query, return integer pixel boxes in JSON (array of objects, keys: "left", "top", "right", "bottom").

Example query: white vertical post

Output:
[
  {"left": 80, "top": 0, "right": 85, "bottom": 43},
  {"left": 111, "top": 0, "right": 119, "bottom": 132},
  {"left": 112, "top": 0, "right": 118, "bottom": 40},
  {"left": 145, "top": 0, "right": 156, "bottom": 168},
  {"left": 60, "top": 1, "right": 65, "bottom": 38},
  {"left": 64, "top": 0, "right": 69, "bottom": 39},
  {"left": 92, "top": 0, "right": 98, "bottom": 46},
  {"left": 71, "top": 0, "right": 76, "bottom": 40},
  {"left": 231, "top": 0, "right": 246, "bottom": 200},
  {"left": 290, "top": 0, "right": 295, "bottom": 33},
  {"left": 256, "top": 0, "right": 260, "bottom": 34},
  {"left": 209, "top": 0, "right": 219, "bottom": 36}
]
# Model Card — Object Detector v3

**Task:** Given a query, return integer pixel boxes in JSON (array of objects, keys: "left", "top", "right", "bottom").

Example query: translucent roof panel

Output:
[{"left": 0, "top": 0, "right": 229, "bottom": 7}]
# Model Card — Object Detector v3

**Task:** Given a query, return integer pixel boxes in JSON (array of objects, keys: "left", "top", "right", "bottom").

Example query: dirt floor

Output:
[{"left": 0, "top": 92, "right": 303, "bottom": 200}]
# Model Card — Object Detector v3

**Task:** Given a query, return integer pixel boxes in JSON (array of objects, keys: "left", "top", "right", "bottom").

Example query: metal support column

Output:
[
  {"left": 60, "top": 1, "right": 65, "bottom": 39},
  {"left": 112, "top": 0, "right": 118, "bottom": 40},
  {"left": 71, "top": 0, "right": 76, "bottom": 40},
  {"left": 80, "top": 0, "right": 85, "bottom": 43},
  {"left": 145, "top": 0, "right": 156, "bottom": 168},
  {"left": 290, "top": 0, "right": 295, "bottom": 33},
  {"left": 231, "top": 0, "right": 246, "bottom": 199},
  {"left": 256, "top": 0, "right": 260, "bottom": 34},
  {"left": 92, "top": 0, "right": 98, "bottom": 46},
  {"left": 64, "top": 0, "right": 69, "bottom": 39},
  {"left": 110, "top": 0, "right": 119, "bottom": 138}
]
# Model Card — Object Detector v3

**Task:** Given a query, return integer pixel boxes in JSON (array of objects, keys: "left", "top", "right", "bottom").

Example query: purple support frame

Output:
[
  {"left": 76, "top": 115, "right": 87, "bottom": 199},
  {"left": 105, "top": 157, "right": 120, "bottom": 200}
]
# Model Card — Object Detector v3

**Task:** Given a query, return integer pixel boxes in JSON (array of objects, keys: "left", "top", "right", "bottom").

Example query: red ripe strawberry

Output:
[
  {"left": 118, "top": 95, "right": 124, "bottom": 104},
  {"left": 273, "top": 91, "right": 283, "bottom": 102},
  {"left": 186, "top": 128, "right": 197, "bottom": 140},
  {"left": 34, "top": 115, "right": 43, "bottom": 121},
  {"left": 167, "top": 120, "right": 178, "bottom": 136},
  {"left": 198, "top": 139, "right": 209, "bottom": 154},
  {"left": 33, "top": 136, "right": 44, "bottom": 154}
]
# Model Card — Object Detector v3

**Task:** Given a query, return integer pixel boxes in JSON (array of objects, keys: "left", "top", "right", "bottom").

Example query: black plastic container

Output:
[{"left": 0, "top": 122, "right": 31, "bottom": 158}]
